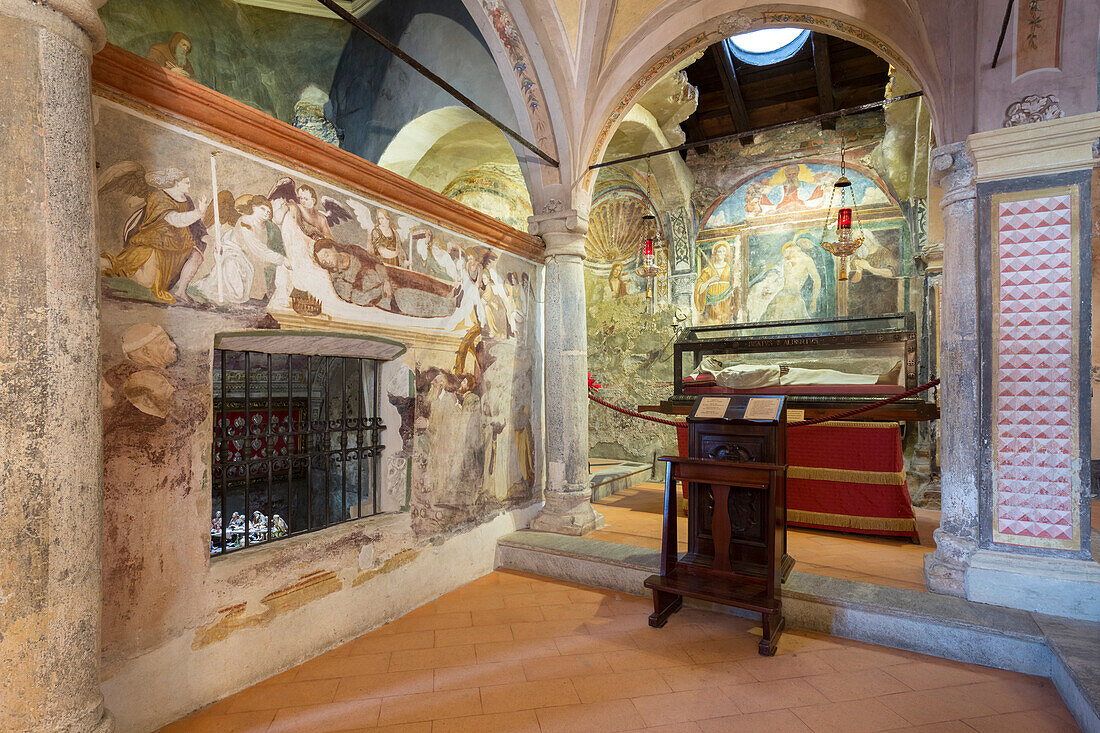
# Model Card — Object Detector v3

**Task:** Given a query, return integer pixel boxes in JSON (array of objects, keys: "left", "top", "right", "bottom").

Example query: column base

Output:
[
  {"left": 530, "top": 489, "right": 605, "bottom": 536},
  {"left": 923, "top": 528, "right": 977, "bottom": 597},
  {"left": 966, "top": 550, "right": 1100, "bottom": 622}
]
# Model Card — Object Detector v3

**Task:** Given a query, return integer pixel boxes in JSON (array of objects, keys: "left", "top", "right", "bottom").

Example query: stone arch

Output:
[
  {"left": 378, "top": 106, "right": 534, "bottom": 229},
  {"left": 462, "top": 0, "right": 575, "bottom": 213},
  {"left": 607, "top": 105, "right": 694, "bottom": 212},
  {"left": 579, "top": 2, "right": 949, "bottom": 197}
]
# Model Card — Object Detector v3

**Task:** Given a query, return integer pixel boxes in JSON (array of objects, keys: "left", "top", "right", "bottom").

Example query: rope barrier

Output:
[{"left": 587, "top": 378, "right": 939, "bottom": 429}]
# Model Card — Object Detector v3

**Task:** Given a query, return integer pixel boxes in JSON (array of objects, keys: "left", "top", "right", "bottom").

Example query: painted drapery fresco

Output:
[
  {"left": 695, "top": 162, "right": 910, "bottom": 325},
  {"left": 95, "top": 99, "right": 542, "bottom": 664}
]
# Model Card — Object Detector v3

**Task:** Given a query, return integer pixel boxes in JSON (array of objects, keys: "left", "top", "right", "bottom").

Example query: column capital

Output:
[
  {"left": 529, "top": 209, "right": 588, "bottom": 259},
  {"left": 0, "top": 0, "right": 107, "bottom": 52},
  {"left": 930, "top": 142, "right": 975, "bottom": 209}
]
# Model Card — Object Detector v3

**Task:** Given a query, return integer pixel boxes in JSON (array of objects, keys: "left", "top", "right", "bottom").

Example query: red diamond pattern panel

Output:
[{"left": 993, "top": 194, "right": 1077, "bottom": 548}]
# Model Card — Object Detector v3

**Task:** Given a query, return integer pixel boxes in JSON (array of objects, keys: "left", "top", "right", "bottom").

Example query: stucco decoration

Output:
[
  {"left": 584, "top": 33, "right": 707, "bottom": 187},
  {"left": 1003, "top": 94, "right": 1065, "bottom": 127},
  {"left": 585, "top": 10, "right": 926, "bottom": 188},
  {"left": 585, "top": 192, "right": 654, "bottom": 265}
]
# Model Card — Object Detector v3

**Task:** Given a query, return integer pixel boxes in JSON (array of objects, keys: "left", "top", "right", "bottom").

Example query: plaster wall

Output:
[
  {"left": 93, "top": 98, "right": 544, "bottom": 732},
  {"left": 975, "top": 0, "right": 1100, "bottom": 133}
]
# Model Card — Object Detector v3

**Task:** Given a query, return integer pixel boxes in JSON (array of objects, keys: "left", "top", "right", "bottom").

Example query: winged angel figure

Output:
[
  {"left": 267, "top": 177, "right": 353, "bottom": 244},
  {"left": 99, "top": 161, "right": 210, "bottom": 303}
]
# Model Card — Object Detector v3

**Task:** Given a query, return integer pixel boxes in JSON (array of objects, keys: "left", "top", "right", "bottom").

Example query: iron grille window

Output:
[{"left": 211, "top": 349, "right": 384, "bottom": 556}]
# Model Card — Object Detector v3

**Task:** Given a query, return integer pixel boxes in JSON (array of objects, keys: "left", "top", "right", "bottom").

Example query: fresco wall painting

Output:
[
  {"left": 695, "top": 162, "right": 912, "bottom": 326},
  {"left": 94, "top": 98, "right": 543, "bottom": 674},
  {"left": 583, "top": 175, "right": 680, "bottom": 464}
]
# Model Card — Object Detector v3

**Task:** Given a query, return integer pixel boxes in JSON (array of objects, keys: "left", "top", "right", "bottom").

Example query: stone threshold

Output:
[
  {"left": 589, "top": 460, "right": 652, "bottom": 502},
  {"left": 496, "top": 530, "right": 1100, "bottom": 733}
]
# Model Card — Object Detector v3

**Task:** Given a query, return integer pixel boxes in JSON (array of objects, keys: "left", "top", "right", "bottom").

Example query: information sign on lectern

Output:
[{"left": 644, "top": 394, "right": 793, "bottom": 655}]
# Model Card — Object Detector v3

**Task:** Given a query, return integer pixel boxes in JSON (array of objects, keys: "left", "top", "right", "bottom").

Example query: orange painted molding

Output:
[{"left": 91, "top": 44, "right": 545, "bottom": 262}]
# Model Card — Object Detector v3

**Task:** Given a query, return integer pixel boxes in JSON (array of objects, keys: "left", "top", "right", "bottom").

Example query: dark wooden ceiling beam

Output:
[
  {"left": 811, "top": 32, "right": 836, "bottom": 130},
  {"left": 683, "top": 115, "right": 710, "bottom": 155},
  {"left": 711, "top": 41, "right": 754, "bottom": 144}
]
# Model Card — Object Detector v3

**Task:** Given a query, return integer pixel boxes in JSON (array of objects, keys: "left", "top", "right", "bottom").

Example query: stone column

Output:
[
  {"left": 0, "top": 1, "right": 113, "bottom": 731},
  {"left": 923, "top": 142, "right": 979, "bottom": 596},
  {"left": 529, "top": 210, "right": 604, "bottom": 535}
]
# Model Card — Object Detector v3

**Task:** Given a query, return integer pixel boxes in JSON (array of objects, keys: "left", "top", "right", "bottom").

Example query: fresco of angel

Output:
[
  {"left": 266, "top": 177, "right": 354, "bottom": 297},
  {"left": 410, "top": 228, "right": 458, "bottom": 283},
  {"left": 191, "top": 193, "right": 290, "bottom": 305},
  {"left": 99, "top": 162, "right": 210, "bottom": 304},
  {"left": 267, "top": 177, "right": 353, "bottom": 245}
]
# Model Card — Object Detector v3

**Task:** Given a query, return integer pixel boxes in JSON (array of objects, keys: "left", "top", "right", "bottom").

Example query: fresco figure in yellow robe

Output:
[
  {"left": 693, "top": 240, "right": 738, "bottom": 325},
  {"left": 101, "top": 168, "right": 210, "bottom": 303}
]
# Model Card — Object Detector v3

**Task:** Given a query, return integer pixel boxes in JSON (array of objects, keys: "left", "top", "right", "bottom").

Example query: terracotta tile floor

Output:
[
  {"left": 586, "top": 481, "right": 939, "bottom": 593},
  {"left": 163, "top": 570, "right": 1077, "bottom": 732}
]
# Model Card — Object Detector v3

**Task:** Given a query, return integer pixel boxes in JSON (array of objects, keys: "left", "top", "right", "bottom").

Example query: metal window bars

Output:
[{"left": 211, "top": 349, "right": 384, "bottom": 556}]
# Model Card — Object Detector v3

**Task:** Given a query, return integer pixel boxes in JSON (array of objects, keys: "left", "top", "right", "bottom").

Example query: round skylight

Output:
[{"left": 727, "top": 28, "right": 811, "bottom": 65}]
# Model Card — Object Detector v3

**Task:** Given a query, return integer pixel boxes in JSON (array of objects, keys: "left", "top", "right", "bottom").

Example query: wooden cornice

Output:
[{"left": 91, "top": 44, "right": 545, "bottom": 262}]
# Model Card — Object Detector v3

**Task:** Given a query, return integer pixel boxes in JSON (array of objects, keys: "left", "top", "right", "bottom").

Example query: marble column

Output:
[
  {"left": 529, "top": 211, "right": 604, "bottom": 535},
  {"left": 923, "top": 142, "right": 979, "bottom": 596},
  {"left": 0, "top": 1, "right": 113, "bottom": 731}
]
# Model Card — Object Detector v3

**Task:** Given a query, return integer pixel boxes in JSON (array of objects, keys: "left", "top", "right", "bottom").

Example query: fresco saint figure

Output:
[
  {"left": 693, "top": 241, "right": 738, "bottom": 325},
  {"left": 370, "top": 209, "right": 407, "bottom": 267},
  {"left": 763, "top": 239, "right": 822, "bottom": 321},
  {"left": 146, "top": 32, "right": 195, "bottom": 78},
  {"left": 101, "top": 169, "right": 210, "bottom": 304},
  {"left": 606, "top": 261, "right": 628, "bottom": 297}
]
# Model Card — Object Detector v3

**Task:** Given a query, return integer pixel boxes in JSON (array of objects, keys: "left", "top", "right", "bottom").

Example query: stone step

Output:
[{"left": 588, "top": 460, "right": 652, "bottom": 502}]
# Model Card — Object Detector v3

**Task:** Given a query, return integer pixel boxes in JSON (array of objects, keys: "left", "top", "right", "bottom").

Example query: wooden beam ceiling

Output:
[
  {"left": 811, "top": 32, "right": 836, "bottom": 130},
  {"left": 681, "top": 33, "right": 890, "bottom": 150},
  {"left": 711, "top": 41, "right": 754, "bottom": 145}
]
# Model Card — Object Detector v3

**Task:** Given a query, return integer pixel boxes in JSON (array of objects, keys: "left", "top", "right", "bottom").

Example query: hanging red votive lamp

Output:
[
  {"left": 837, "top": 207, "right": 852, "bottom": 230},
  {"left": 638, "top": 215, "right": 659, "bottom": 273}
]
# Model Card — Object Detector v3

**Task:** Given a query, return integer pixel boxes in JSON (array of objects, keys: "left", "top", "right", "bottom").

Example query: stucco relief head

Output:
[
  {"left": 122, "top": 323, "right": 178, "bottom": 368},
  {"left": 121, "top": 370, "right": 176, "bottom": 419}
]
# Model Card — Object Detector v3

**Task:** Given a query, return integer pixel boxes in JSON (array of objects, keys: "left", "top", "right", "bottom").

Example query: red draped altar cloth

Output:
[
  {"left": 673, "top": 421, "right": 918, "bottom": 538},
  {"left": 787, "top": 421, "right": 918, "bottom": 540}
]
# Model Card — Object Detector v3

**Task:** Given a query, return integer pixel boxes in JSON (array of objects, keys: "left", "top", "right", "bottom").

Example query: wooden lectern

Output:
[{"left": 644, "top": 395, "right": 791, "bottom": 656}]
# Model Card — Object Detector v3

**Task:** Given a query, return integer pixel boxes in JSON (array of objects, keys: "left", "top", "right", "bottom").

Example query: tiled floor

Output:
[
  {"left": 163, "top": 570, "right": 1078, "bottom": 732},
  {"left": 586, "top": 482, "right": 939, "bottom": 593}
]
